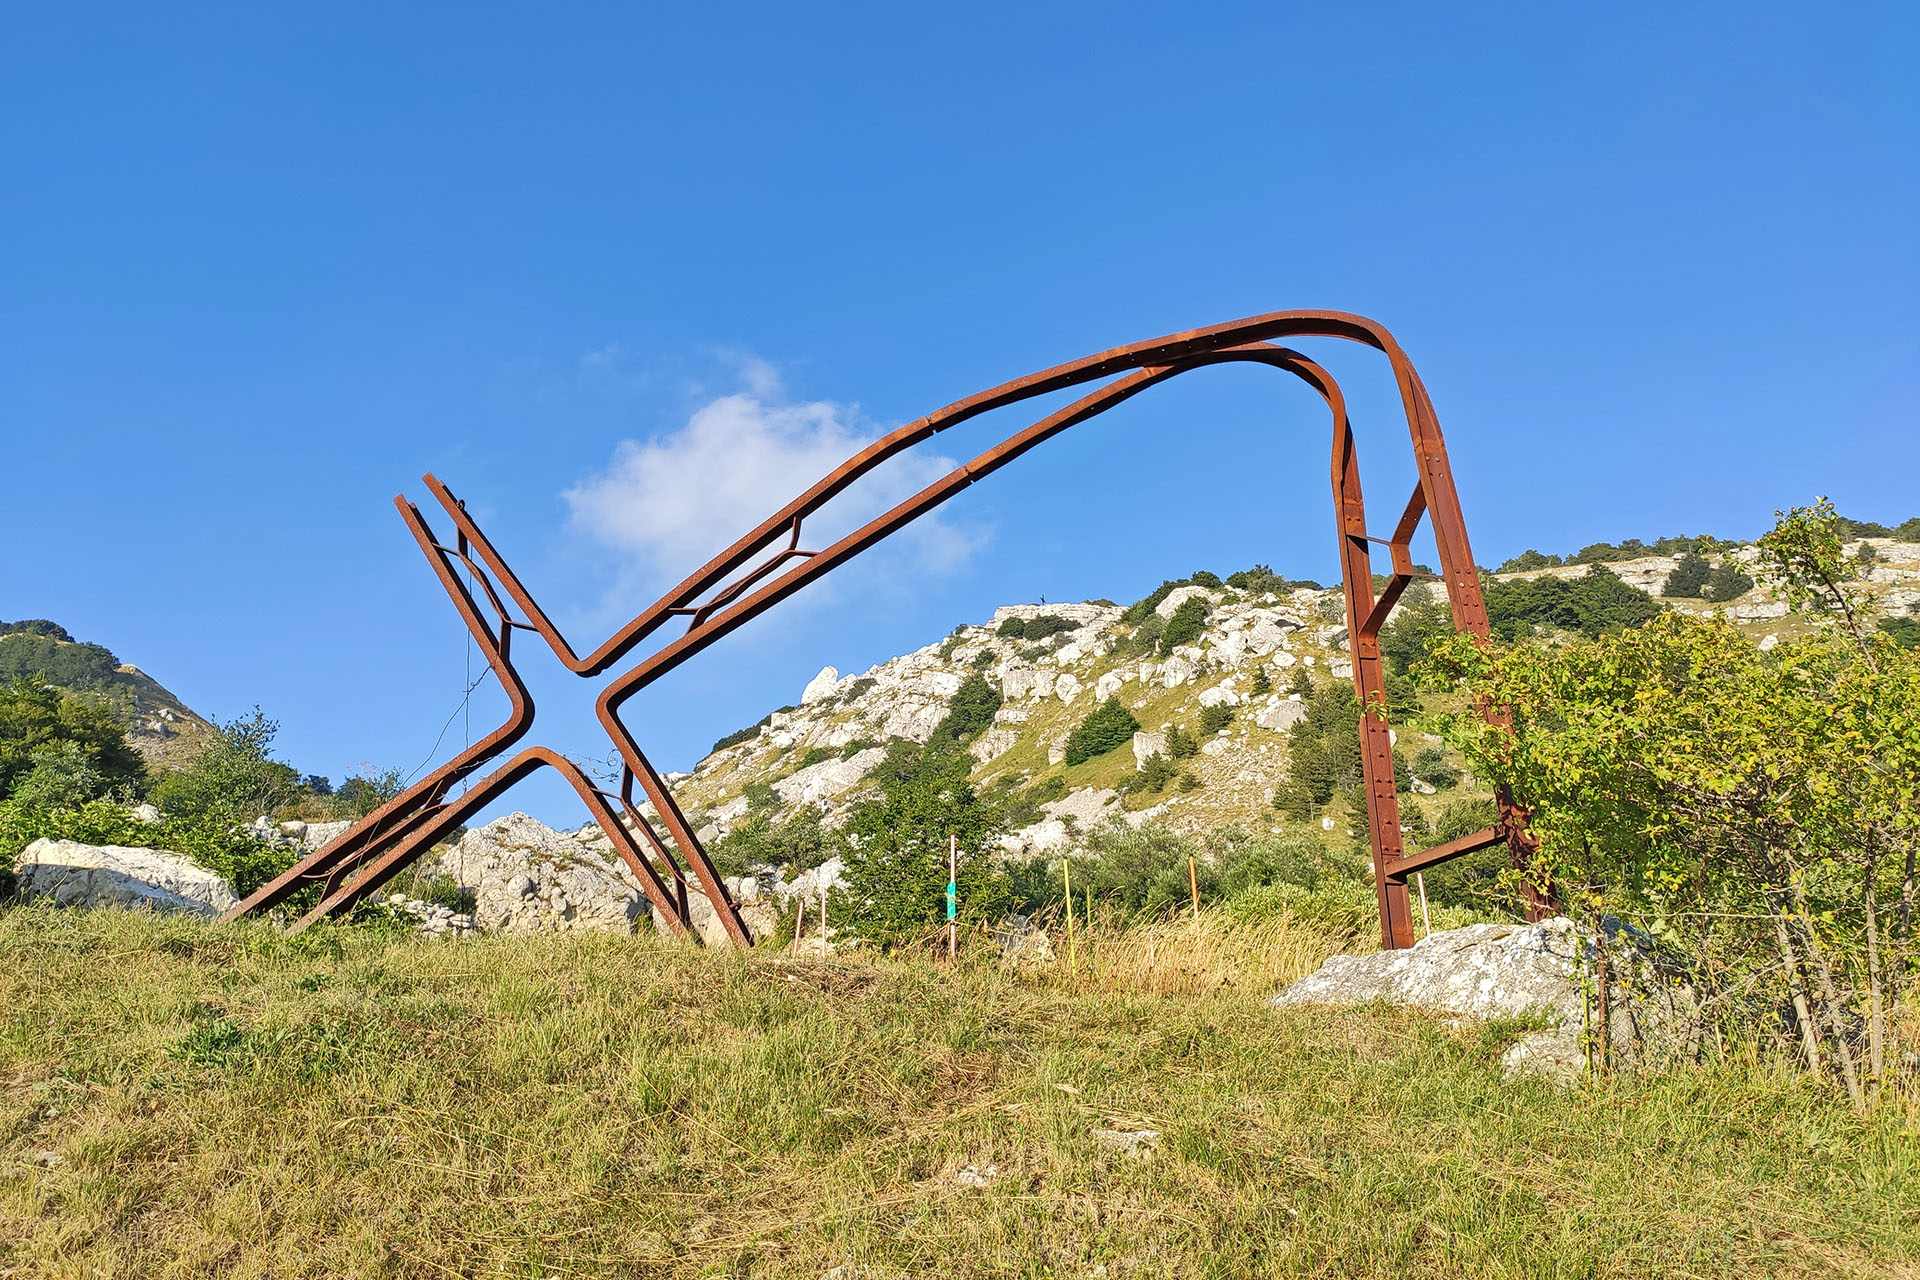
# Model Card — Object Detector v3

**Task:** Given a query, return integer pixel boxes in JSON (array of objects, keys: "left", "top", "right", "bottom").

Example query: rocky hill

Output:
[
  {"left": 654, "top": 535, "right": 1920, "bottom": 861},
  {"left": 0, "top": 620, "right": 215, "bottom": 769}
]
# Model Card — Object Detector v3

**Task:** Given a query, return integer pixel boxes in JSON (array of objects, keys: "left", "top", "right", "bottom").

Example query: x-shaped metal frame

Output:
[{"left": 225, "top": 309, "right": 1541, "bottom": 949}]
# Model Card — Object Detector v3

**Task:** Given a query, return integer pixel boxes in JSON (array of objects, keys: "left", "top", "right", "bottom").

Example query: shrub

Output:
[
  {"left": 0, "top": 797, "right": 301, "bottom": 897},
  {"left": 1135, "top": 751, "right": 1175, "bottom": 793},
  {"left": 929, "top": 673, "right": 1002, "bottom": 745},
  {"left": 711, "top": 718, "right": 769, "bottom": 753},
  {"left": 1878, "top": 617, "right": 1920, "bottom": 650},
  {"left": 798, "top": 746, "right": 833, "bottom": 768},
  {"left": 1159, "top": 596, "right": 1208, "bottom": 655},
  {"left": 839, "top": 745, "right": 1009, "bottom": 948},
  {"left": 1410, "top": 745, "right": 1459, "bottom": 789},
  {"left": 1287, "top": 681, "right": 1364, "bottom": 805},
  {"left": 1662, "top": 551, "right": 1711, "bottom": 599},
  {"left": 743, "top": 780, "right": 779, "bottom": 812},
  {"left": 1064, "top": 697, "right": 1140, "bottom": 766},
  {"left": 1483, "top": 564, "right": 1661, "bottom": 640},
  {"left": 1703, "top": 562, "right": 1754, "bottom": 602},
  {"left": 1122, "top": 582, "right": 1179, "bottom": 625},
  {"left": 845, "top": 677, "right": 876, "bottom": 700},
  {"left": 996, "top": 618, "right": 1026, "bottom": 638},
  {"left": 970, "top": 650, "right": 995, "bottom": 670},
  {"left": 150, "top": 710, "right": 302, "bottom": 822},
  {"left": 0, "top": 676, "right": 146, "bottom": 803},
  {"left": 1198, "top": 703, "right": 1232, "bottom": 735},
  {"left": 839, "top": 737, "right": 879, "bottom": 758},
  {"left": 1271, "top": 776, "right": 1315, "bottom": 820},
  {"left": 1188, "top": 570, "right": 1223, "bottom": 589},
  {"left": 1248, "top": 666, "right": 1271, "bottom": 695},
  {"left": 1495, "top": 549, "right": 1563, "bottom": 572},
  {"left": 1177, "top": 771, "right": 1201, "bottom": 792},
  {"left": 1166, "top": 724, "right": 1198, "bottom": 760}
]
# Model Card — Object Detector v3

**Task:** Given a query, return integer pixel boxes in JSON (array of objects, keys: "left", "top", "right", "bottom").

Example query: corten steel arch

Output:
[{"left": 228, "top": 310, "right": 1540, "bottom": 949}]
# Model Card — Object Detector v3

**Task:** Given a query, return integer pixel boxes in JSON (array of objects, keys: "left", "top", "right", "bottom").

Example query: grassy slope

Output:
[{"left": 2, "top": 909, "right": 1914, "bottom": 1279}]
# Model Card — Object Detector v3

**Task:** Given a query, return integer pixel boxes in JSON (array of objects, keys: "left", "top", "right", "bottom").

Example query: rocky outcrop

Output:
[
  {"left": 15, "top": 839, "right": 237, "bottom": 917},
  {"left": 1270, "top": 918, "right": 1702, "bottom": 1080}
]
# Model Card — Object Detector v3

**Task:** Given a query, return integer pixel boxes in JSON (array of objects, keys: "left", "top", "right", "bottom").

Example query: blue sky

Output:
[{"left": 4, "top": 3, "right": 1915, "bottom": 824}]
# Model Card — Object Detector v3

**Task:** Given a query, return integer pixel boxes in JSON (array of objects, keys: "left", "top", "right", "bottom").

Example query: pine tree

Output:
[
  {"left": 1166, "top": 724, "right": 1198, "bottom": 759},
  {"left": 1662, "top": 550, "right": 1711, "bottom": 598},
  {"left": 1249, "top": 665, "right": 1272, "bottom": 695}
]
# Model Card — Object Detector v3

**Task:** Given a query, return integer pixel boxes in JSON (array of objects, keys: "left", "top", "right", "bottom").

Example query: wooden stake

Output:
[
  {"left": 1063, "top": 859, "right": 1077, "bottom": 972},
  {"left": 819, "top": 879, "right": 827, "bottom": 956},
  {"left": 793, "top": 896, "right": 805, "bottom": 951},
  {"left": 1416, "top": 872, "right": 1432, "bottom": 939},
  {"left": 1188, "top": 855, "right": 1200, "bottom": 926},
  {"left": 947, "top": 833, "right": 958, "bottom": 960}
]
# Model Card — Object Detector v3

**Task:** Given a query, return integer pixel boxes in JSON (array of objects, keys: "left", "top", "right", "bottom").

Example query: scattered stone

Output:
[
  {"left": 1092, "top": 1128, "right": 1160, "bottom": 1158},
  {"left": 993, "top": 914, "right": 1055, "bottom": 966},
  {"left": 954, "top": 1163, "right": 1000, "bottom": 1189}
]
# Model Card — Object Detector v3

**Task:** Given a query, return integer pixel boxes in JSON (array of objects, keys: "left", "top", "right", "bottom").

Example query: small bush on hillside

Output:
[
  {"left": 1112, "top": 613, "right": 1166, "bottom": 658},
  {"left": 1410, "top": 745, "right": 1459, "bottom": 789},
  {"left": 1248, "top": 666, "right": 1271, "bottom": 695},
  {"left": 1663, "top": 551, "right": 1712, "bottom": 598},
  {"left": 839, "top": 737, "right": 879, "bottom": 758},
  {"left": 744, "top": 780, "right": 779, "bottom": 812},
  {"left": 798, "top": 746, "right": 833, "bottom": 768},
  {"left": 1166, "top": 724, "right": 1198, "bottom": 760},
  {"left": 0, "top": 676, "right": 146, "bottom": 804},
  {"left": 1134, "top": 752, "right": 1175, "bottom": 794},
  {"left": 1188, "top": 570, "right": 1222, "bottom": 589},
  {"left": 970, "top": 650, "right": 995, "bottom": 670},
  {"left": 711, "top": 719, "right": 767, "bottom": 753},
  {"left": 1159, "top": 596, "right": 1209, "bottom": 655},
  {"left": 1122, "top": 582, "right": 1179, "bottom": 625},
  {"left": 1288, "top": 681, "right": 1364, "bottom": 806},
  {"left": 929, "top": 673, "right": 1002, "bottom": 745},
  {"left": 0, "top": 797, "right": 301, "bottom": 898},
  {"left": 1271, "top": 776, "right": 1316, "bottom": 820},
  {"left": 1879, "top": 617, "right": 1920, "bottom": 650},
  {"left": 1703, "top": 562, "right": 1754, "bottom": 601},
  {"left": 1177, "top": 770, "right": 1201, "bottom": 792},
  {"left": 845, "top": 677, "right": 876, "bottom": 700},
  {"left": 707, "top": 809, "right": 832, "bottom": 880},
  {"left": 1495, "top": 549, "right": 1563, "bottom": 572},
  {"left": 1483, "top": 564, "right": 1661, "bottom": 640},
  {"left": 1199, "top": 703, "right": 1233, "bottom": 735},
  {"left": 1063, "top": 698, "right": 1140, "bottom": 766}
]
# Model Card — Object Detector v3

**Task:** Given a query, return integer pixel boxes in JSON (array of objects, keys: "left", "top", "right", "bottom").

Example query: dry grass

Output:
[{"left": 0, "top": 906, "right": 1914, "bottom": 1279}]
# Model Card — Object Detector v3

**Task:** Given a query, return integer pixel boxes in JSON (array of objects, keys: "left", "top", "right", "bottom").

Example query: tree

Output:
[
  {"left": 1423, "top": 501, "right": 1920, "bottom": 1110},
  {"left": 1410, "top": 745, "right": 1459, "bottom": 789},
  {"left": 840, "top": 745, "right": 1009, "bottom": 948},
  {"left": 1286, "top": 681, "right": 1364, "bottom": 805},
  {"left": 1703, "top": 562, "right": 1754, "bottom": 602},
  {"left": 1135, "top": 751, "right": 1175, "bottom": 793},
  {"left": 1064, "top": 697, "right": 1140, "bottom": 766},
  {"left": 151, "top": 709, "right": 301, "bottom": 821},
  {"left": 1199, "top": 703, "right": 1233, "bottom": 735},
  {"left": 929, "top": 672, "right": 1001, "bottom": 745},
  {"left": 1662, "top": 551, "right": 1711, "bottom": 598},
  {"left": 1248, "top": 665, "right": 1272, "bottom": 695},
  {"left": 1159, "top": 595, "right": 1209, "bottom": 655},
  {"left": 0, "top": 676, "right": 145, "bottom": 803},
  {"left": 1166, "top": 724, "right": 1198, "bottom": 760}
]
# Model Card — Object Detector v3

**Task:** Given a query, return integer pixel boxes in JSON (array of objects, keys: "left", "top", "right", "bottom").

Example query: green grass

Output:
[{"left": 1, "top": 907, "right": 1914, "bottom": 1278}]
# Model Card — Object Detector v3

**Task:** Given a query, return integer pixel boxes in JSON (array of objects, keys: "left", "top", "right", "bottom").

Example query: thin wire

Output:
[{"left": 402, "top": 666, "right": 495, "bottom": 785}]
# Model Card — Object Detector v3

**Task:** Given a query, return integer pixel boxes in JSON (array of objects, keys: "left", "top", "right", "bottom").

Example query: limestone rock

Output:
[
  {"left": 801, "top": 665, "right": 842, "bottom": 705},
  {"left": 772, "top": 747, "right": 886, "bottom": 807},
  {"left": 16, "top": 839, "right": 237, "bottom": 917},
  {"left": 1270, "top": 918, "right": 1702, "bottom": 1080},
  {"left": 1154, "top": 585, "right": 1216, "bottom": 619},
  {"left": 1132, "top": 729, "right": 1167, "bottom": 768},
  {"left": 993, "top": 914, "right": 1055, "bottom": 966},
  {"left": 1257, "top": 701, "right": 1307, "bottom": 732},
  {"left": 429, "top": 812, "right": 651, "bottom": 936},
  {"left": 1094, "top": 670, "right": 1126, "bottom": 702},
  {"left": 1054, "top": 672, "right": 1083, "bottom": 704}
]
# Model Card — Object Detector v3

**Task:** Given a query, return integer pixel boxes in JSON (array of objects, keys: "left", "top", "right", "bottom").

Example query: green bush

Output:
[
  {"left": 1166, "top": 724, "right": 1198, "bottom": 760},
  {"left": 1287, "top": 681, "right": 1364, "bottom": 806},
  {"left": 1878, "top": 617, "right": 1920, "bottom": 650},
  {"left": 1159, "top": 596, "right": 1209, "bottom": 655},
  {"left": 150, "top": 710, "right": 302, "bottom": 822},
  {"left": 1662, "top": 551, "right": 1711, "bottom": 598},
  {"left": 1121, "top": 582, "right": 1179, "bottom": 625},
  {"left": 839, "top": 745, "right": 1009, "bottom": 949},
  {"left": 1188, "top": 570, "right": 1222, "bottom": 589},
  {"left": 1703, "top": 562, "right": 1755, "bottom": 602},
  {"left": 0, "top": 676, "right": 146, "bottom": 803},
  {"left": 1198, "top": 703, "right": 1232, "bottom": 735},
  {"left": 1483, "top": 564, "right": 1661, "bottom": 640},
  {"left": 1410, "top": 745, "right": 1459, "bottom": 789},
  {"left": 798, "top": 746, "right": 833, "bottom": 768},
  {"left": 1248, "top": 666, "right": 1271, "bottom": 695},
  {"left": 1134, "top": 752, "right": 1175, "bottom": 794},
  {"left": 1270, "top": 776, "right": 1315, "bottom": 820},
  {"left": 928, "top": 672, "right": 1001, "bottom": 745},
  {"left": 1063, "top": 697, "right": 1139, "bottom": 766},
  {"left": 839, "top": 737, "right": 879, "bottom": 758},
  {"left": 969, "top": 650, "right": 995, "bottom": 670},
  {"left": 710, "top": 719, "right": 767, "bottom": 753}
]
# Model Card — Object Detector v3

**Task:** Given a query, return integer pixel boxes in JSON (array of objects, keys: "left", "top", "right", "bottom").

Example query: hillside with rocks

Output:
[
  {"left": 652, "top": 535, "right": 1920, "bottom": 868},
  {"left": 0, "top": 619, "right": 215, "bottom": 770}
]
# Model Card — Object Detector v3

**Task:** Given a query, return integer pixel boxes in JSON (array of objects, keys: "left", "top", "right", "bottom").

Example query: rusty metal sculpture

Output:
[{"left": 225, "top": 309, "right": 1539, "bottom": 949}]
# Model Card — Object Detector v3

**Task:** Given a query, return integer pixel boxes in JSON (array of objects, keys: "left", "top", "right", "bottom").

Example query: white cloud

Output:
[{"left": 563, "top": 360, "right": 980, "bottom": 588}]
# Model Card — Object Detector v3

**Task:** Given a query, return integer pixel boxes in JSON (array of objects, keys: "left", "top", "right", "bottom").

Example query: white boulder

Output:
[{"left": 16, "top": 839, "right": 237, "bottom": 917}]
